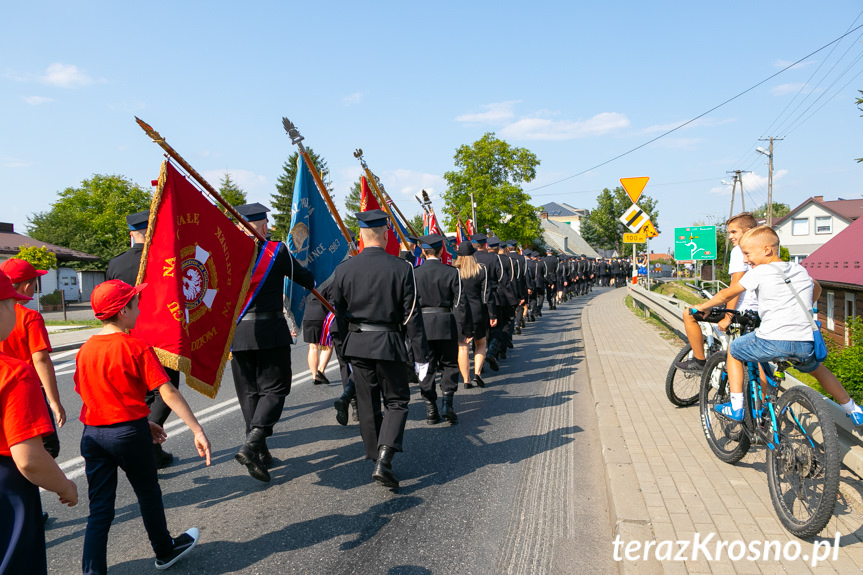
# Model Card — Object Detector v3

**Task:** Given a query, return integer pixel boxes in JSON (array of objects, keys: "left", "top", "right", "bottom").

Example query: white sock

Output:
[
  {"left": 840, "top": 399, "right": 861, "bottom": 415},
  {"left": 731, "top": 393, "right": 744, "bottom": 411}
]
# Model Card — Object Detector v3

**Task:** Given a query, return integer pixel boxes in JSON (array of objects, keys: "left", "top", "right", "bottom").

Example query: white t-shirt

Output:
[
  {"left": 738, "top": 261, "right": 814, "bottom": 342},
  {"left": 728, "top": 245, "right": 758, "bottom": 312}
]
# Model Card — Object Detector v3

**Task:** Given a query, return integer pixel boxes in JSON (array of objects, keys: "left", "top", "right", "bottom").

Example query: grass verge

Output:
[
  {"left": 44, "top": 319, "right": 101, "bottom": 328},
  {"left": 651, "top": 281, "right": 706, "bottom": 306},
  {"left": 624, "top": 295, "right": 681, "bottom": 345}
]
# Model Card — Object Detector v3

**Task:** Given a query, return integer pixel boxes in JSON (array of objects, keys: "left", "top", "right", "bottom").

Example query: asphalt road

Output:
[{"left": 42, "top": 295, "right": 614, "bottom": 574}]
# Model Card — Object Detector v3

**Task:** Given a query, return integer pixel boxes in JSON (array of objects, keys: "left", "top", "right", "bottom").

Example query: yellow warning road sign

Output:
[
  {"left": 623, "top": 233, "right": 646, "bottom": 243},
  {"left": 619, "top": 203, "right": 649, "bottom": 233},
  {"left": 620, "top": 177, "right": 649, "bottom": 203},
  {"left": 640, "top": 220, "right": 658, "bottom": 238}
]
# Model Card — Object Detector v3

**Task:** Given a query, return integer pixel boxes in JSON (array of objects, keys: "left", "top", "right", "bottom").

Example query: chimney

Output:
[
  {"left": 814, "top": 196, "right": 823, "bottom": 202},
  {"left": 0, "top": 222, "right": 13, "bottom": 233},
  {"left": 539, "top": 211, "right": 548, "bottom": 220}
]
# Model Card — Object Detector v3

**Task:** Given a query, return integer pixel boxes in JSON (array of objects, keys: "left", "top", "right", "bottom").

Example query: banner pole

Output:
[
  {"left": 352, "top": 149, "right": 411, "bottom": 248},
  {"left": 136, "top": 117, "right": 333, "bottom": 314},
  {"left": 282, "top": 118, "right": 357, "bottom": 256}
]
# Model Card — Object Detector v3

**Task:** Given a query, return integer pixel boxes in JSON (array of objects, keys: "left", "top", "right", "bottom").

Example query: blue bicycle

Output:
[{"left": 696, "top": 307, "right": 840, "bottom": 538}]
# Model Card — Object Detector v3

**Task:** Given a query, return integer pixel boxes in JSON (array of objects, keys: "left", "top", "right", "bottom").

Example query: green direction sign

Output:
[{"left": 674, "top": 226, "right": 717, "bottom": 261}]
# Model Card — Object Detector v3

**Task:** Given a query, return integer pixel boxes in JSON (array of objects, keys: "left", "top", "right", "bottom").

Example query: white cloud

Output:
[
  {"left": 455, "top": 101, "right": 520, "bottom": 123},
  {"left": 23, "top": 96, "right": 53, "bottom": 105},
  {"left": 2, "top": 157, "right": 32, "bottom": 168},
  {"left": 641, "top": 117, "right": 734, "bottom": 134},
  {"left": 500, "top": 112, "right": 630, "bottom": 140},
  {"left": 40, "top": 63, "right": 95, "bottom": 87},
  {"left": 774, "top": 59, "right": 815, "bottom": 70},
  {"left": 342, "top": 92, "right": 363, "bottom": 105}
]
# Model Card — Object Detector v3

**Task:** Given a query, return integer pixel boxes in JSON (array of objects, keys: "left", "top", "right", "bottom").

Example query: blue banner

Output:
[{"left": 285, "top": 158, "right": 349, "bottom": 325}]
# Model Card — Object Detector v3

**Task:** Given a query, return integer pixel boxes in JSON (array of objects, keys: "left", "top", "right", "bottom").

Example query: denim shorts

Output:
[{"left": 729, "top": 332, "right": 819, "bottom": 373}]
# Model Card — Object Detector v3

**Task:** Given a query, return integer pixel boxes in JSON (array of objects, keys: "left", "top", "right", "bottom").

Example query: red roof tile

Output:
[{"left": 801, "top": 215, "right": 863, "bottom": 287}]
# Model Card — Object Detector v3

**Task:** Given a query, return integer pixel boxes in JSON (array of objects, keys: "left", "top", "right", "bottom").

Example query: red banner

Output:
[
  {"left": 132, "top": 161, "right": 256, "bottom": 398},
  {"left": 358, "top": 176, "right": 399, "bottom": 255}
]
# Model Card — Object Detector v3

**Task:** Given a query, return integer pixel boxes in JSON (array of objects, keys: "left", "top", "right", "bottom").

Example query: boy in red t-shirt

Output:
[
  {"left": 0, "top": 258, "right": 65, "bottom": 458},
  {"left": 0, "top": 271, "right": 78, "bottom": 574},
  {"left": 75, "top": 280, "right": 211, "bottom": 573}
]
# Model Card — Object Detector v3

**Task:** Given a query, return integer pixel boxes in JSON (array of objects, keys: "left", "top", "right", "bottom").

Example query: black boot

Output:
[
  {"left": 441, "top": 393, "right": 458, "bottom": 425},
  {"left": 472, "top": 373, "right": 486, "bottom": 388},
  {"left": 372, "top": 445, "right": 399, "bottom": 488},
  {"left": 259, "top": 440, "right": 273, "bottom": 468},
  {"left": 235, "top": 428, "right": 270, "bottom": 482},
  {"left": 485, "top": 352, "right": 499, "bottom": 372},
  {"left": 425, "top": 398, "right": 441, "bottom": 425},
  {"left": 350, "top": 398, "right": 359, "bottom": 423},
  {"left": 154, "top": 443, "right": 174, "bottom": 470},
  {"left": 334, "top": 398, "right": 349, "bottom": 426}
]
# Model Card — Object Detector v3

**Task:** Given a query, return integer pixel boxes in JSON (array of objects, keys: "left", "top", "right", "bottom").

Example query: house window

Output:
[
  {"left": 847, "top": 293, "right": 857, "bottom": 347},
  {"left": 815, "top": 216, "right": 832, "bottom": 234},
  {"left": 826, "top": 292, "right": 834, "bottom": 331},
  {"left": 791, "top": 218, "right": 809, "bottom": 236}
]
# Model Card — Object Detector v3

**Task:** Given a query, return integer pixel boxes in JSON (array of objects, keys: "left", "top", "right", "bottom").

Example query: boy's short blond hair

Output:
[{"left": 740, "top": 225, "right": 779, "bottom": 250}]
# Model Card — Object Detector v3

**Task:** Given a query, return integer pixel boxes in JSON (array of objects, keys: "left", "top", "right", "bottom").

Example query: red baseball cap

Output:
[
  {"left": 91, "top": 280, "right": 147, "bottom": 320},
  {"left": 0, "top": 258, "right": 49, "bottom": 284},
  {"left": 0, "top": 271, "right": 32, "bottom": 302}
]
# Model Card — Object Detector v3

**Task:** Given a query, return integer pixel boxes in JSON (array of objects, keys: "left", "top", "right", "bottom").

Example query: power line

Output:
[{"left": 525, "top": 21, "right": 863, "bottom": 194}]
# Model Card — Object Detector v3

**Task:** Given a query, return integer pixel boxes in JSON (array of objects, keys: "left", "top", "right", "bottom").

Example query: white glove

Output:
[{"left": 414, "top": 362, "right": 430, "bottom": 380}]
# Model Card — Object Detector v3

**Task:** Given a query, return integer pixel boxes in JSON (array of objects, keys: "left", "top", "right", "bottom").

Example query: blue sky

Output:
[{"left": 3, "top": 1, "right": 863, "bottom": 254}]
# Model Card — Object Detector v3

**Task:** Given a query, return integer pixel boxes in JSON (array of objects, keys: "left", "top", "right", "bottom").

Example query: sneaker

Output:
[
  {"left": 675, "top": 358, "right": 706, "bottom": 373},
  {"left": 715, "top": 402, "right": 743, "bottom": 422},
  {"left": 155, "top": 528, "right": 199, "bottom": 570},
  {"left": 847, "top": 410, "right": 863, "bottom": 427}
]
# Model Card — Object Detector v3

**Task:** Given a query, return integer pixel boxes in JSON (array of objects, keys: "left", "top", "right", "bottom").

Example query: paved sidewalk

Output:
[{"left": 583, "top": 287, "right": 863, "bottom": 574}]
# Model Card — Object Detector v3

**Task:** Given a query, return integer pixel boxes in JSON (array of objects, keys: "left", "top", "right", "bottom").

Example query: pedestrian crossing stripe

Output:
[{"left": 619, "top": 204, "right": 648, "bottom": 233}]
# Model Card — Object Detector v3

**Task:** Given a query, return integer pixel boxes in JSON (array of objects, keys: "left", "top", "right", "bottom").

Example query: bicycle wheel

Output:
[
  {"left": 665, "top": 344, "right": 702, "bottom": 406},
  {"left": 699, "top": 351, "right": 750, "bottom": 463},
  {"left": 767, "top": 385, "right": 840, "bottom": 538}
]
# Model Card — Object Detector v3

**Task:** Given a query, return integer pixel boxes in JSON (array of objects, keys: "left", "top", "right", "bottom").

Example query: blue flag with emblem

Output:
[{"left": 284, "top": 157, "right": 348, "bottom": 326}]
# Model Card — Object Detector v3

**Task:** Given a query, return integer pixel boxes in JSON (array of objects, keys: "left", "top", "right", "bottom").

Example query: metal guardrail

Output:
[{"left": 628, "top": 284, "right": 863, "bottom": 478}]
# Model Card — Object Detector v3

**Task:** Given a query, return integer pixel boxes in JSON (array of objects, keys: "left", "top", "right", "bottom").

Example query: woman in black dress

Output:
[
  {"left": 302, "top": 288, "right": 333, "bottom": 385},
  {"left": 454, "top": 241, "right": 494, "bottom": 388}
]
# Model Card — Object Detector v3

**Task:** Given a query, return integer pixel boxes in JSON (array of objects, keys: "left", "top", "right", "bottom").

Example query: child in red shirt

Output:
[
  {"left": 75, "top": 280, "right": 211, "bottom": 573},
  {"left": 0, "top": 271, "right": 77, "bottom": 575},
  {"left": 0, "top": 258, "right": 65, "bottom": 457}
]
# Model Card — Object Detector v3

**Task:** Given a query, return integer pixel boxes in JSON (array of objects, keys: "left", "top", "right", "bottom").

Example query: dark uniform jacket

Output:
[
  {"left": 496, "top": 252, "right": 519, "bottom": 306},
  {"left": 543, "top": 255, "right": 558, "bottom": 286},
  {"left": 508, "top": 251, "right": 528, "bottom": 301},
  {"left": 415, "top": 258, "right": 472, "bottom": 341},
  {"left": 330, "top": 246, "right": 429, "bottom": 363},
  {"left": 473, "top": 250, "right": 500, "bottom": 320},
  {"left": 106, "top": 244, "right": 145, "bottom": 285},
  {"left": 234, "top": 242, "right": 315, "bottom": 351},
  {"left": 533, "top": 259, "right": 547, "bottom": 290}
]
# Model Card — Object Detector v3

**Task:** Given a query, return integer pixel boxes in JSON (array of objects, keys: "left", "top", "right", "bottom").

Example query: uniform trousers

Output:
[
  {"left": 496, "top": 304, "right": 516, "bottom": 346},
  {"left": 419, "top": 339, "right": 460, "bottom": 401},
  {"left": 350, "top": 358, "right": 411, "bottom": 460},
  {"left": 0, "top": 456, "right": 46, "bottom": 575},
  {"left": 231, "top": 347, "right": 293, "bottom": 436},
  {"left": 145, "top": 368, "right": 181, "bottom": 428},
  {"left": 528, "top": 292, "right": 538, "bottom": 317},
  {"left": 546, "top": 285, "right": 556, "bottom": 306},
  {"left": 81, "top": 419, "right": 172, "bottom": 575}
]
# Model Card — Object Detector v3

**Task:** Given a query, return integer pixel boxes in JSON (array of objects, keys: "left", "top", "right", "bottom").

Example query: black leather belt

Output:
[
  {"left": 240, "top": 311, "right": 284, "bottom": 321},
  {"left": 421, "top": 307, "right": 452, "bottom": 314},
  {"left": 348, "top": 322, "right": 400, "bottom": 333}
]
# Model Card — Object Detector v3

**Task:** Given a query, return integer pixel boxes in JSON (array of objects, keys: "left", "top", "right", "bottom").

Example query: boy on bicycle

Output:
[
  {"left": 676, "top": 212, "right": 758, "bottom": 372},
  {"left": 692, "top": 226, "right": 863, "bottom": 425}
]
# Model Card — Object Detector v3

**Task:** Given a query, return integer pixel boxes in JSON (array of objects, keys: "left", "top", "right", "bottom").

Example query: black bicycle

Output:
[{"left": 696, "top": 307, "right": 840, "bottom": 538}]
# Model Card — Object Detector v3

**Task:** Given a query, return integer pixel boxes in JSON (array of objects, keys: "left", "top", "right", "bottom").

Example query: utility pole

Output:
[{"left": 757, "top": 138, "right": 782, "bottom": 227}]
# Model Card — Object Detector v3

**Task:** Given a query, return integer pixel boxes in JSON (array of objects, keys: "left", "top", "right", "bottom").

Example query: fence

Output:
[{"left": 628, "top": 283, "right": 863, "bottom": 478}]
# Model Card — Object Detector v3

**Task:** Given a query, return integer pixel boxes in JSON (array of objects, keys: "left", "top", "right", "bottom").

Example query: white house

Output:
[
  {"left": 773, "top": 196, "right": 863, "bottom": 263},
  {"left": 539, "top": 202, "right": 589, "bottom": 234}
]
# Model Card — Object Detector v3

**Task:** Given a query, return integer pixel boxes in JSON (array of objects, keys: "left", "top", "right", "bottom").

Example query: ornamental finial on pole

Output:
[{"left": 281, "top": 117, "right": 304, "bottom": 146}]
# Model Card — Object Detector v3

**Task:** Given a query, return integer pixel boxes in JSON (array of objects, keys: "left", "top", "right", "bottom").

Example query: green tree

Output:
[
  {"left": 580, "top": 187, "right": 659, "bottom": 254},
  {"left": 27, "top": 174, "right": 151, "bottom": 270},
  {"left": 271, "top": 149, "right": 329, "bottom": 241},
  {"left": 218, "top": 172, "right": 246, "bottom": 219},
  {"left": 343, "top": 178, "right": 362, "bottom": 234},
  {"left": 14, "top": 245, "right": 57, "bottom": 270},
  {"left": 442, "top": 133, "right": 541, "bottom": 245},
  {"left": 751, "top": 202, "right": 790, "bottom": 221},
  {"left": 409, "top": 213, "right": 424, "bottom": 235}
]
